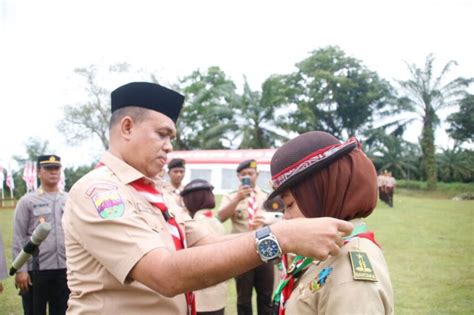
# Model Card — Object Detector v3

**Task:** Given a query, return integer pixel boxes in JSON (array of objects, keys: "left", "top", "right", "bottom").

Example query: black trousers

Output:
[
  {"left": 235, "top": 262, "right": 274, "bottom": 315},
  {"left": 21, "top": 269, "right": 70, "bottom": 315},
  {"left": 197, "top": 309, "right": 225, "bottom": 315}
]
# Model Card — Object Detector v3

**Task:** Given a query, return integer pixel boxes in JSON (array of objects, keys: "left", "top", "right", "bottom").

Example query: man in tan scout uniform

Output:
[
  {"left": 63, "top": 82, "right": 354, "bottom": 315},
  {"left": 218, "top": 160, "right": 274, "bottom": 315}
]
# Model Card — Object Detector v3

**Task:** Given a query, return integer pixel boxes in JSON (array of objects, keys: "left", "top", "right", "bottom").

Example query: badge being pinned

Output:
[
  {"left": 349, "top": 250, "right": 377, "bottom": 281},
  {"left": 91, "top": 189, "right": 125, "bottom": 219},
  {"left": 309, "top": 267, "right": 333, "bottom": 293}
]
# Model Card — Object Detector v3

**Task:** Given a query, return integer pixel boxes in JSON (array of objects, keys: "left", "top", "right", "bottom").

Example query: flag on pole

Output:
[
  {"left": 22, "top": 161, "right": 37, "bottom": 192},
  {"left": 0, "top": 166, "right": 4, "bottom": 189},
  {"left": 6, "top": 164, "right": 15, "bottom": 196},
  {"left": 58, "top": 167, "right": 66, "bottom": 191}
]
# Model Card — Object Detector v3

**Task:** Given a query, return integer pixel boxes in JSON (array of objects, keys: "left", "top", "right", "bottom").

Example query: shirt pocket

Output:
[
  {"left": 33, "top": 206, "right": 52, "bottom": 217},
  {"left": 135, "top": 202, "right": 164, "bottom": 232}
]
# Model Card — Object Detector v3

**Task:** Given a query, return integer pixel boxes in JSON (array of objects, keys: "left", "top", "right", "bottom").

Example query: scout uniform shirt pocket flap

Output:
[
  {"left": 33, "top": 204, "right": 52, "bottom": 216},
  {"left": 133, "top": 201, "right": 165, "bottom": 232}
]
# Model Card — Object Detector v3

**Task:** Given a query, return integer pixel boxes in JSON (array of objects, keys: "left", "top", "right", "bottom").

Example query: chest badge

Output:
[
  {"left": 349, "top": 250, "right": 377, "bottom": 281},
  {"left": 309, "top": 266, "right": 333, "bottom": 293}
]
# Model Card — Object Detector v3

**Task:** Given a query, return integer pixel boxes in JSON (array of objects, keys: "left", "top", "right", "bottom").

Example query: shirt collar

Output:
[{"left": 100, "top": 151, "right": 149, "bottom": 184}]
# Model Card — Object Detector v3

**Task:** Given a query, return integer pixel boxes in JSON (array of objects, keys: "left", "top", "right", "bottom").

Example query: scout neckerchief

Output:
[
  {"left": 129, "top": 178, "right": 196, "bottom": 315},
  {"left": 200, "top": 210, "right": 214, "bottom": 218},
  {"left": 95, "top": 162, "right": 195, "bottom": 315},
  {"left": 272, "top": 223, "right": 378, "bottom": 315},
  {"left": 246, "top": 191, "right": 257, "bottom": 228}
]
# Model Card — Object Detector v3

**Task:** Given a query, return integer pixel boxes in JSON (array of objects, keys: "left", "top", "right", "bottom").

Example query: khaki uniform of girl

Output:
[
  {"left": 268, "top": 131, "right": 394, "bottom": 315},
  {"left": 181, "top": 179, "right": 228, "bottom": 315}
]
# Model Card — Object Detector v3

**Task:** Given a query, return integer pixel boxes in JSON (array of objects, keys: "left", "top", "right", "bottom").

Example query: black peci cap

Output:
[
  {"left": 168, "top": 158, "right": 185, "bottom": 170},
  {"left": 111, "top": 82, "right": 184, "bottom": 123},
  {"left": 236, "top": 159, "right": 257, "bottom": 173},
  {"left": 180, "top": 179, "right": 214, "bottom": 196},
  {"left": 37, "top": 155, "right": 61, "bottom": 168}
]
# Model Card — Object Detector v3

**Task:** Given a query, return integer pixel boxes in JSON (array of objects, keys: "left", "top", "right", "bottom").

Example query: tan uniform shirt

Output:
[
  {"left": 220, "top": 187, "right": 268, "bottom": 233},
  {"left": 285, "top": 219, "right": 394, "bottom": 314},
  {"left": 192, "top": 209, "right": 228, "bottom": 312},
  {"left": 62, "top": 152, "right": 209, "bottom": 315},
  {"left": 386, "top": 177, "right": 396, "bottom": 188}
]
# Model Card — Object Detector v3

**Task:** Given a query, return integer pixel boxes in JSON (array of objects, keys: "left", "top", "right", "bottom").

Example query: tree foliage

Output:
[
  {"left": 235, "top": 77, "right": 287, "bottom": 148},
  {"left": 175, "top": 66, "right": 239, "bottom": 150},
  {"left": 437, "top": 147, "right": 474, "bottom": 182},
  {"left": 398, "top": 54, "right": 473, "bottom": 189},
  {"left": 57, "top": 64, "right": 132, "bottom": 150},
  {"left": 364, "top": 131, "right": 421, "bottom": 180},
  {"left": 446, "top": 94, "right": 474, "bottom": 144},
  {"left": 271, "top": 46, "right": 395, "bottom": 139}
]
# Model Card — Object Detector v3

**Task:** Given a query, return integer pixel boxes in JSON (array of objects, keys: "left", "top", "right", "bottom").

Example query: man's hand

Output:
[
  {"left": 15, "top": 272, "right": 31, "bottom": 293},
  {"left": 249, "top": 210, "right": 265, "bottom": 230},
  {"left": 235, "top": 185, "right": 253, "bottom": 201},
  {"left": 272, "top": 217, "right": 353, "bottom": 261}
]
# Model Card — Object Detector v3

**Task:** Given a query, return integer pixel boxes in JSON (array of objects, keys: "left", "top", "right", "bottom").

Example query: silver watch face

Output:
[{"left": 258, "top": 238, "right": 280, "bottom": 259}]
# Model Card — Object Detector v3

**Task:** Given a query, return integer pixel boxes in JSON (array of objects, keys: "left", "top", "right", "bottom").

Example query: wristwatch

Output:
[{"left": 255, "top": 226, "right": 282, "bottom": 263}]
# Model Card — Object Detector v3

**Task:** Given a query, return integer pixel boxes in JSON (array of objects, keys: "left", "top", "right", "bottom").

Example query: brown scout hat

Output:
[{"left": 268, "top": 131, "right": 359, "bottom": 199}]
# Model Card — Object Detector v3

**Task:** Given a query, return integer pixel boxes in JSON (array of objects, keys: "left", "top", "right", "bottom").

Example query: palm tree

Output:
[
  {"left": 398, "top": 54, "right": 472, "bottom": 189},
  {"left": 364, "top": 130, "right": 421, "bottom": 180},
  {"left": 437, "top": 147, "right": 474, "bottom": 182},
  {"left": 237, "top": 78, "right": 287, "bottom": 149}
]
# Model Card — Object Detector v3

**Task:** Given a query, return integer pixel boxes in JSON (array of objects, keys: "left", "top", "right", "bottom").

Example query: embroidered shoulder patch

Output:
[
  {"left": 91, "top": 189, "right": 125, "bottom": 219},
  {"left": 348, "top": 250, "right": 377, "bottom": 281}
]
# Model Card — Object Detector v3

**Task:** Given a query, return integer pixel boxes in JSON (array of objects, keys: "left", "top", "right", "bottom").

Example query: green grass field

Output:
[{"left": 0, "top": 192, "right": 473, "bottom": 314}]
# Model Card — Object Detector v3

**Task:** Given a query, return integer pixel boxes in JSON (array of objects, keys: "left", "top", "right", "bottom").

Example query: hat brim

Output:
[
  {"left": 268, "top": 142, "right": 357, "bottom": 200},
  {"left": 180, "top": 185, "right": 214, "bottom": 196},
  {"left": 39, "top": 162, "right": 62, "bottom": 168}
]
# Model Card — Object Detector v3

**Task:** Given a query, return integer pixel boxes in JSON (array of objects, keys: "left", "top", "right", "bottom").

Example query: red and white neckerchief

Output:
[
  {"left": 129, "top": 178, "right": 196, "bottom": 315},
  {"left": 201, "top": 210, "right": 214, "bottom": 218},
  {"left": 246, "top": 191, "right": 257, "bottom": 228},
  {"left": 95, "top": 162, "right": 196, "bottom": 314}
]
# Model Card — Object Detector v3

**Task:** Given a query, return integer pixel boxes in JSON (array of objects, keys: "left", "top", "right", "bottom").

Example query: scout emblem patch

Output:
[
  {"left": 91, "top": 189, "right": 125, "bottom": 219},
  {"left": 309, "top": 267, "right": 333, "bottom": 292},
  {"left": 349, "top": 250, "right": 377, "bottom": 281}
]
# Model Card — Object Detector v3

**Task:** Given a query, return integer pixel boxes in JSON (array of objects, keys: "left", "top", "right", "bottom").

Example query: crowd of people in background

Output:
[
  {"left": 377, "top": 170, "right": 397, "bottom": 207},
  {"left": 0, "top": 81, "right": 393, "bottom": 315}
]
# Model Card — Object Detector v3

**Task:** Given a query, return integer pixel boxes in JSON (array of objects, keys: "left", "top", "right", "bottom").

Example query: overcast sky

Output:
[{"left": 1, "top": 0, "right": 473, "bottom": 169}]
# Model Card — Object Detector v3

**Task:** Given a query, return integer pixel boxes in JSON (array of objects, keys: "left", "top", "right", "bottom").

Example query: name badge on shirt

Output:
[{"left": 349, "top": 250, "right": 377, "bottom": 282}]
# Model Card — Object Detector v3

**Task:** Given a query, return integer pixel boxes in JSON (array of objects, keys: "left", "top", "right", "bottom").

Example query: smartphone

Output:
[
  {"left": 263, "top": 212, "right": 284, "bottom": 225},
  {"left": 241, "top": 177, "right": 251, "bottom": 187}
]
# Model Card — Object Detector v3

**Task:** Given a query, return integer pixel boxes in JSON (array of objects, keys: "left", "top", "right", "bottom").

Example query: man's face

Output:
[
  {"left": 38, "top": 165, "right": 61, "bottom": 186},
  {"left": 238, "top": 168, "right": 258, "bottom": 188},
  {"left": 169, "top": 167, "right": 185, "bottom": 186},
  {"left": 127, "top": 111, "right": 176, "bottom": 178}
]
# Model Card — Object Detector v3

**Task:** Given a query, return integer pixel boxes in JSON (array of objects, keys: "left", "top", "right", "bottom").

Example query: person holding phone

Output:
[{"left": 218, "top": 159, "right": 274, "bottom": 315}]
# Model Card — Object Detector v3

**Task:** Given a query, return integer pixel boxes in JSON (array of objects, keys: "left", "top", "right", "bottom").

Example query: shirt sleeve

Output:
[
  {"left": 12, "top": 197, "right": 31, "bottom": 273},
  {"left": 319, "top": 280, "right": 393, "bottom": 314},
  {"left": 67, "top": 182, "right": 166, "bottom": 284}
]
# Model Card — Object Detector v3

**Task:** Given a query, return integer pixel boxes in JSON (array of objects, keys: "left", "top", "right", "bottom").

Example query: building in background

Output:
[{"left": 166, "top": 149, "right": 276, "bottom": 194}]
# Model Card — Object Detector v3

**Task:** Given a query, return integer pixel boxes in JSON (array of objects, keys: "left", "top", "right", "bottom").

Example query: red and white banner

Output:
[
  {"left": 22, "top": 161, "right": 37, "bottom": 192},
  {"left": 0, "top": 166, "right": 4, "bottom": 189},
  {"left": 6, "top": 165, "right": 15, "bottom": 193},
  {"left": 58, "top": 167, "right": 66, "bottom": 191}
]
